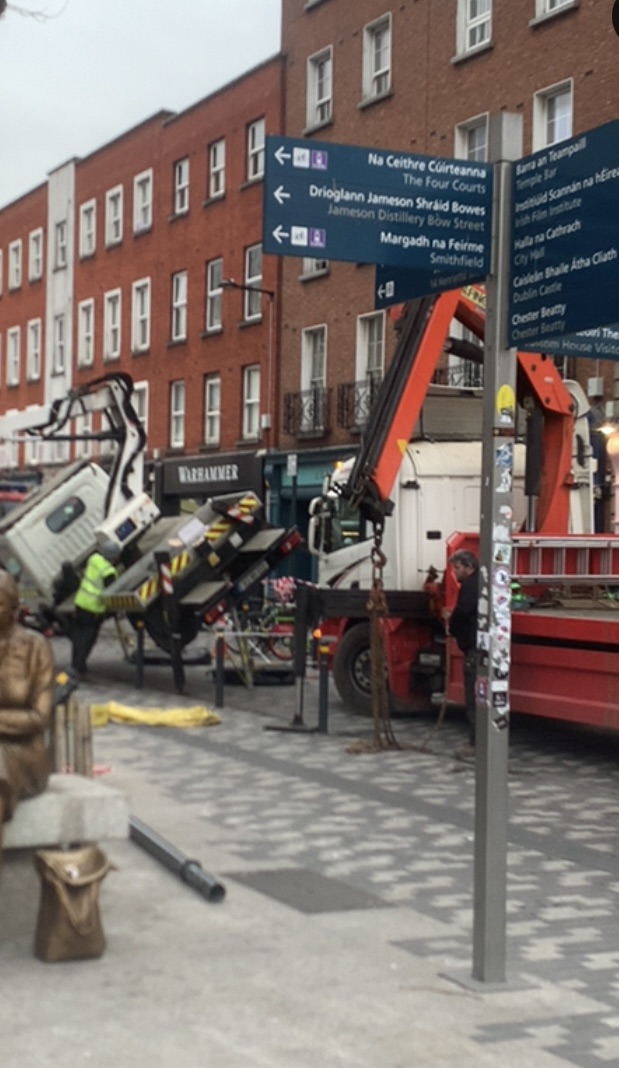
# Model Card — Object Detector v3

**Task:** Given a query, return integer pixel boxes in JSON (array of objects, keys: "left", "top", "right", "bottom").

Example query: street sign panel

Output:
[
  {"left": 374, "top": 263, "right": 485, "bottom": 308},
  {"left": 264, "top": 135, "right": 493, "bottom": 278},
  {"left": 509, "top": 118, "right": 619, "bottom": 349}
]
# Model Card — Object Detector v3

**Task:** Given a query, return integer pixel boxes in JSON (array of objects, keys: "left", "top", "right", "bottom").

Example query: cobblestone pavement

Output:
[{"left": 41, "top": 627, "right": 619, "bottom": 1065}]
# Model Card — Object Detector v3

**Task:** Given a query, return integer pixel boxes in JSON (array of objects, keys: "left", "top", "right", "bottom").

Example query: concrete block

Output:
[{"left": 4, "top": 773, "right": 129, "bottom": 849}]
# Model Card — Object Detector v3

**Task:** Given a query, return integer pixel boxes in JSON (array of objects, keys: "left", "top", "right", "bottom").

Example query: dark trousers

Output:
[
  {"left": 71, "top": 607, "right": 105, "bottom": 675},
  {"left": 463, "top": 649, "right": 477, "bottom": 745}
]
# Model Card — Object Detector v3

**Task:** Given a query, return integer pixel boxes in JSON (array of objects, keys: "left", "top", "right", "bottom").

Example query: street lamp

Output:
[{"left": 221, "top": 278, "right": 275, "bottom": 444}]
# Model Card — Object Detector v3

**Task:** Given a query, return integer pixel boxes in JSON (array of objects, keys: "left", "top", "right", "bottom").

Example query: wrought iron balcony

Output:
[
  {"left": 336, "top": 373, "right": 382, "bottom": 430},
  {"left": 431, "top": 361, "right": 484, "bottom": 389},
  {"left": 284, "top": 386, "right": 331, "bottom": 438}
]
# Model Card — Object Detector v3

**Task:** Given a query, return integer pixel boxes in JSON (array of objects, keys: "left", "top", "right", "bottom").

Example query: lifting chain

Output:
[{"left": 366, "top": 518, "right": 400, "bottom": 751}]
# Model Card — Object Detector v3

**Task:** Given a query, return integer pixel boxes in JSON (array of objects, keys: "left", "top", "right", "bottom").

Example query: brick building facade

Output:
[{"left": 0, "top": 56, "right": 283, "bottom": 489}]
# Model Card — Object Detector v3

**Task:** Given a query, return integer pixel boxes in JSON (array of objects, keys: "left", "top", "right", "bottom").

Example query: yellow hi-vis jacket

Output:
[{"left": 74, "top": 552, "right": 117, "bottom": 615}]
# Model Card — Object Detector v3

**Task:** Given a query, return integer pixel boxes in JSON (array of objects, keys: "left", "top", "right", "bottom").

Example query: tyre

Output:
[
  {"left": 267, "top": 622, "right": 294, "bottom": 661},
  {"left": 332, "top": 622, "right": 374, "bottom": 716}
]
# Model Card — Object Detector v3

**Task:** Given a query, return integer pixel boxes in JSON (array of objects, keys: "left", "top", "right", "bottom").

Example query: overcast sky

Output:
[{"left": 0, "top": 0, "right": 282, "bottom": 208}]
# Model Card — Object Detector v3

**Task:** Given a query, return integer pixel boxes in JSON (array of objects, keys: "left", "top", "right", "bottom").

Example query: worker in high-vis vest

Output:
[{"left": 70, "top": 541, "right": 120, "bottom": 679}]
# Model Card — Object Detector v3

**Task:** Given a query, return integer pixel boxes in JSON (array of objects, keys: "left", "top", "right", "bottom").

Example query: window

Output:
[
  {"left": 105, "top": 185, "right": 123, "bottom": 246},
  {"left": 27, "top": 318, "right": 42, "bottom": 381},
  {"left": 301, "top": 325, "right": 327, "bottom": 430},
  {"left": 363, "top": 15, "right": 391, "bottom": 101},
  {"left": 247, "top": 118, "right": 265, "bottom": 181},
  {"left": 103, "top": 289, "right": 122, "bottom": 361},
  {"left": 455, "top": 114, "right": 488, "bottom": 161},
  {"left": 535, "top": 0, "right": 574, "bottom": 15},
  {"left": 307, "top": 47, "right": 333, "bottom": 128},
  {"left": 356, "top": 312, "right": 385, "bottom": 380},
  {"left": 204, "top": 373, "right": 221, "bottom": 445},
  {"left": 78, "top": 299, "right": 95, "bottom": 367},
  {"left": 133, "top": 381, "right": 149, "bottom": 437},
  {"left": 74, "top": 412, "right": 93, "bottom": 459},
  {"left": 205, "top": 258, "right": 223, "bottom": 332},
  {"left": 174, "top": 158, "right": 190, "bottom": 215},
  {"left": 170, "top": 380, "right": 185, "bottom": 447},
  {"left": 54, "top": 220, "right": 68, "bottom": 269},
  {"left": 457, "top": 0, "right": 492, "bottom": 54},
  {"left": 533, "top": 81, "right": 573, "bottom": 149},
  {"left": 8, "top": 240, "right": 22, "bottom": 289},
  {"left": 79, "top": 200, "right": 96, "bottom": 258},
  {"left": 132, "top": 277, "right": 151, "bottom": 353},
  {"left": 7, "top": 327, "right": 20, "bottom": 386},
  {"left": 244, "top": 244, "right": 263, "bottom": 321},
  {"left": 133, "top": 169, "right": 153, "bottom": 233},
  {"left": 208, "top": 138, "right": 226, "bottom": 198},
  {"left": 302, "top": 257, "right": 329, "bottom": 277},
  {"left": 243, "top": 365, "right": 260, "bottom": 439},
  {"left": 171, "top": 270, "right": 188, "bottom": 341},
  {"left": 28, "top": 228, "right": 43, "bottom": 281},
  {"left": 52, "top": 315, "right": 66, "bottom": 375},
  {"left": 46, "top": 496, "right": 86, "bottom": 533}
]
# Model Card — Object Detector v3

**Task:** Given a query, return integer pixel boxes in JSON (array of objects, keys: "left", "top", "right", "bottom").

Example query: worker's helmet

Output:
[{"left": 98, "top": 539, "right": 121, "bottom": 564}]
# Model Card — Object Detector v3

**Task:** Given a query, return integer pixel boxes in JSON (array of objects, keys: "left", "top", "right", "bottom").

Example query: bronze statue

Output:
[{"left": 0, "top": 571, "right": 55, "bottom": 870}]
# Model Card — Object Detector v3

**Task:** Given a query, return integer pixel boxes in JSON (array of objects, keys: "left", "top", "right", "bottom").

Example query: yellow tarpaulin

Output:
[{"left": 91, "top": 702, "right": 220, "bottom": 729}]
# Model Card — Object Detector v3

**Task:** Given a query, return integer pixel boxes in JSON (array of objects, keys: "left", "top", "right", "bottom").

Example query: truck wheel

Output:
[{"left": 332, "top": 623, "right": 374, "bottom": 716}]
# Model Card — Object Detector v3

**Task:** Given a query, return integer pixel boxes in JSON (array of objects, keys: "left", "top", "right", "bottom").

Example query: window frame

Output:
[
  {"left": 247, "top": 118, "right": 265, "bottom": 182},
  {"left": 78, "top": 298, "right": 95, "bottom": 368},
  {"left": 52, "top": 314, "right": 66, "bottom": 375},
  {"left": 132, "top": 380, "right": 149, "bottom": 438},
  {"left": 242, "top": 364, "right": 261, "bottom": 440},
  {"left": 6, "top": 326, "right": 20, "bottom": 386},
  {"left": 534, "top": 0, "right": 577, "bottom": 18},
  {"left": 454, "top": 112, "right": 489, "bottom": 161},
  {"left": 133, "top": 169, "right": 153, "bottom": 234},
  {"left": 54, "top": 220, "right": 68, "bottom": 269},
  {"left": 362, "top": 14, "right": 392, "bottom": 102},
  {"left": 28, "top": 228, "right": 44, "bottom": 281},
  {"left": 204, "top": 373, "right": 221, "bottom": 446},
  {"left": 208, "top": 138, "right": 226, "bottom": 199},
  {"left": 243, "top": 244, "right": 263, "bottom": 322},
  {"left": 170, "top": 379, "right": 186, "bottom": 448},
  {"left": 456, "top": 0, "right": 492, "bottom": 57},
  {"left": 355, "top": 311, "right": 385, "bottom": 380},
  {"left": 174, "top": 157, "right": 190, "bottom": 216},
  {"left": 103, "top": 288, "right": 122, "bottom": 362},
  {"left": 79, "top": 199, "right": 97, "bottom": 259},
  {"left": 8, "top": 239, "right": 22, "bottom": 290},
  {"left": 131, "top": 277, "right": 151, "bottom": 353},
  {"left": 306, "top": 46, "right": 333, "bottom": 129},
  {"left": 26, "top": 317, "right": 42, "bottom": 381},
  {"left": 205, "top": 258, "right": 223, "bottom": 333},
  {"left": 105, "top": 185, "right": 124, "bottom": 247},
  {"left": 533, "top": 79, "right": 573, "bottom": 150},
  {"left": 171, "top": 270, "right": 188, "bottom": 342}
]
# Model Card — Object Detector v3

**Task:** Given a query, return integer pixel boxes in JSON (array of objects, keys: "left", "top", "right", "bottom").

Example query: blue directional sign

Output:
[
  {"left": 517, "top": 323, "right": 619, "bottom": 361},
  {"left": 374, "top": 263, "right": 485, "bottom": 308},
  {"left": 264, "top": 135, "right": 493, "bottom": 286},
  {"left": 509, "top": 118, "right": 619, "bottom": 351}
]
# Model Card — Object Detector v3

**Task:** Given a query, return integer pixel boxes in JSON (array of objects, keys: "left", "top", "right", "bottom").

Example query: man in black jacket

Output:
[{"left": 446, "top": 550, "right": 479, "bottom": 757}]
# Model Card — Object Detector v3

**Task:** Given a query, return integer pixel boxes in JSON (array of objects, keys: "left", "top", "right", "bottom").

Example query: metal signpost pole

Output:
[{"left": 473, "top": 113, "right": 523, "bottom": 983}]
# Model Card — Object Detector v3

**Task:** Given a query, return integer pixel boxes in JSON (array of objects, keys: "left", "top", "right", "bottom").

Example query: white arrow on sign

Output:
[
  {"left": 273, "top": 184, "right": 291, "bottom": 206},
  {"left": 272, "top": 225, "right": 290, "bottom": 244},
  {"left": 377, "top": 285, "right": 386, "bottom": 299},
  {"left": 275, "top": 146, "right": 291, "bottom": 165}
]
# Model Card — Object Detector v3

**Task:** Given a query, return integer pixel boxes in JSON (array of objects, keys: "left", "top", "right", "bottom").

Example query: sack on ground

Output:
[{"left": 34, "top": 844, "right": 113, "bottom": 963}]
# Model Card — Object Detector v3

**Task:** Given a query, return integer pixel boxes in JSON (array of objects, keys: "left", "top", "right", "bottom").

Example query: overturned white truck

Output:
[{"left": 0, "top": 373, "right": 300, "bottom": 685}]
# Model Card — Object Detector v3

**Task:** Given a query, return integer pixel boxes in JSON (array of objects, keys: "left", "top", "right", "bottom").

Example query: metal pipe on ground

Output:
[{"left": 129, "top": 815, "right": 226, "bottom": 903}]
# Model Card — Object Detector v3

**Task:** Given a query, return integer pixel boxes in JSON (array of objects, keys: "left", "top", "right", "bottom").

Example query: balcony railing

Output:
[
  {"left": 284, "top": 386, "right": 331, "bottom": 437},
  {"left": 432, "top": 361, "right": 484, "bottom": 389},
  {"left": 336, "top": 373, "right": 382, "bottom": 430}
]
